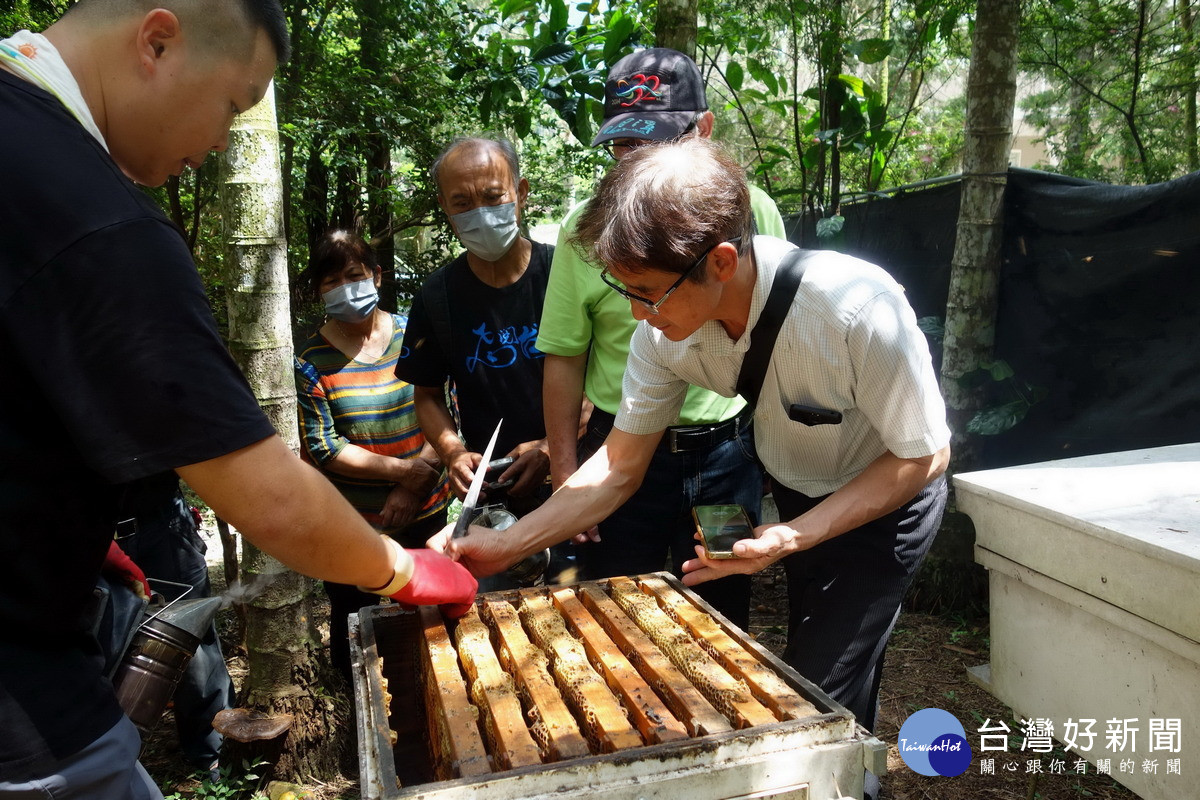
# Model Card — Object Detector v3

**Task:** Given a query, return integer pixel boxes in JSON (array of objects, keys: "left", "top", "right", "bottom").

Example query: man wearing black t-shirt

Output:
[
  {"left": 398, "top": 137, "right": 554, "bottom": 515},
  {"left": 0, "top": 2, "right": 474, "bottom": 797}
]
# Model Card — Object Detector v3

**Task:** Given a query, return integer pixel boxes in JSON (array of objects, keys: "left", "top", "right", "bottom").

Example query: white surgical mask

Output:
[
  {"left": 322, "top": 277, "right": 379, "bottom": 323},
  {"left": 451, "top": 202, "right": 519, "bottom": 262}
]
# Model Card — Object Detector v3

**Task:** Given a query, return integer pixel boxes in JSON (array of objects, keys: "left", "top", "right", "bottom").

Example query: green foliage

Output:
[
  {"left": 921, "top": 318, "right": 1043, "bottom": 440},
  {"left": 227, "top": 0, "right": 976, "bottom": 318},
  {"left": 876, "top": 93, "right": 967, "bottom": 190},
  {"left": 456, "top": 0, "right": 651, "bottom": 146},
  {"left": 960, "top": 359, "right": 1048, "bottom": 436},
  {"left": 815, "top": 213, "right": 845, "bottom": 240},
  {"left": 516, "top": 121, "right": 607, "bottom": 225},
  {"left": 276, "top": 0, "right": 478, "bottom": 216},
  {"left": 0, "top": 0, "right": 66, "bottom": 33},
  {"left": 916, "top": 314, "right": 945, "bottom": 341},
  {"left": 161, "top": 758, "right": 268, "bottom": 800},
  {"left": 696, "top": 0, "right": 974, "bottom": 219},
  {"left": 261, "top": 0, "right": 614, "bottom": 315},
  {"left": 1019, "top": 0, "right": 1198, "bottom": 184}
]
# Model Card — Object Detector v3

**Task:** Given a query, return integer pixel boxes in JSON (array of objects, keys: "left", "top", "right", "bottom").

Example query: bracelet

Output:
[{"left": 360, "top": 535, "right": 415, "bottom": 596}]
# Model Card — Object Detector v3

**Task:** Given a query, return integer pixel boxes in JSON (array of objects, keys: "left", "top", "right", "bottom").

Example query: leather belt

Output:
[
  {"left": 664, "top": 407, "right": 752, "bottom": 453},
  {"left": 587, "top": 407, "right": 752, "bottom": 454}
]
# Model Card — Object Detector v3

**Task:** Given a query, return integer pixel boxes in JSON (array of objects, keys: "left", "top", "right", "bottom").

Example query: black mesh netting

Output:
[{"left": 788, "top": 167, "right": 1200, "bottom": 469}]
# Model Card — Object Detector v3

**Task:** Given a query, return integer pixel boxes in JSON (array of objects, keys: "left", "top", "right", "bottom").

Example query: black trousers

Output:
[
  {"left": 324, "top": 510, "right": 446, "bottom": 687},
  {"left": 772, "top": 474, "right": 947, "bottom": 733}
]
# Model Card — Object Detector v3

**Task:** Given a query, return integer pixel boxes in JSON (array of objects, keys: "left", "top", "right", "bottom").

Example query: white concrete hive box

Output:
[{"left": 956, "top": 442, "right": 1200, "bottom": 800}]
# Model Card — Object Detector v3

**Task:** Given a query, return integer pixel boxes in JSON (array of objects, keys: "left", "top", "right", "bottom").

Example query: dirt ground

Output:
[
  {"left": 748, "top": 564, "right": 1137, "bottom": 800},
  {"left": 145, "top": 560, "right": 1140, "bottom": 800}
]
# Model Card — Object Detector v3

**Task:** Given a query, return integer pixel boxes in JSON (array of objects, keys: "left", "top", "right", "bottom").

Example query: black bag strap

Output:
[
  {"left": 736, "top": 248, "right": 810, "bottom": 409},
  {"left": 418, "top": 268, "right": 461, "bottom": 432},
  {"left": 420, "top": 267, "right": 455, "bottom": 362}
]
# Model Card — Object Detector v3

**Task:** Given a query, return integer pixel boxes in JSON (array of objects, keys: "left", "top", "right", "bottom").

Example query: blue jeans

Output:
[{"left": 578, "top": 410, "right": 763, "bottom": 630}]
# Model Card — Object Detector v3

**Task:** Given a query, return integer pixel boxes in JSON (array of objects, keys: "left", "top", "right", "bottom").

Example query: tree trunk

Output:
[
  {"left": 366, "top": 141, "right": 395, "bottom": 310},
  {"left": 303, "top": 142, "right": 330, "bottom": 251},
  {"left": 940, "top": 0, "right": 1020, "bottom": 471},
  {"left": 359, "top": 0, "right": 398, "bottom": 311},
  {"left": 334, "top": 151, "right": 359, "bottom": 231},
  {"left": 1181, "top": 0, "right": 1199, "bottom": 172},
  {"left": 655, "top": 0, "right": 697, "bottom": 60},
  {"left": 878, "top": 0, "right": 891, "bottom": 106},
  {"left": 1064, "top": 42, "right": 1094, "bottom": 177},
  {"left": 1125, "top": 0, "right": 1153, "bottom": 184},
  {"left": 218, "top": 82, "right": 340, "bottom": 781},
  {"left": 824, "top": 0, "right": 844, "bottom": 216},
  {"left": 914, "top": 0, "right": 1020, "bottom": 614}
]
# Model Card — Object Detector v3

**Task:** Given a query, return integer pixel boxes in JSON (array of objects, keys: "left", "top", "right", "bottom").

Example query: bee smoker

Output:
[{"left": 111, "top": 594, "right": 223, "bottom": 733}]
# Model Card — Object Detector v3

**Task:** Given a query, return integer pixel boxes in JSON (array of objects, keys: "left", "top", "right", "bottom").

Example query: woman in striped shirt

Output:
[{"left": 295, "top": 229, "right": 451, "bottom": 684}]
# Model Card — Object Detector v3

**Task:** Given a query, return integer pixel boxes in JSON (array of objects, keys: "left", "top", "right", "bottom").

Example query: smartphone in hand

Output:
[
  {"left": 691, "top": 504, "right": 752, "bottom": 559},
  {"left": 483, "top": 456, "right": 515, "bottom": 491}
]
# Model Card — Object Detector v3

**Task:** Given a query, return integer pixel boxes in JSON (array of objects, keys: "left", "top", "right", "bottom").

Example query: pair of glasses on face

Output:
[
  {"left": 601, "top": 123, "right": 698, "bottom": 159},
  {"left": 602, "top": 139, "right": 651, "bottom": 159},
  {"left": 600, "top": 236, "right": 742, "bottom": 315}
]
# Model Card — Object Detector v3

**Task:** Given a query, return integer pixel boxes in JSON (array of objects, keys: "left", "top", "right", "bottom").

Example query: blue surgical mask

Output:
[
  {"left": 451, "top": 202, "right": 519, "bottom": 262},
  {"left": 322, "top": 277, "right": 379, "bottom": 323}
]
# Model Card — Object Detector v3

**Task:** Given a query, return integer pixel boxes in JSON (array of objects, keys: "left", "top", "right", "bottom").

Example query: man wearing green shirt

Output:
[{"left": 537, "top": 48, "right": 785, "bottom": 628}]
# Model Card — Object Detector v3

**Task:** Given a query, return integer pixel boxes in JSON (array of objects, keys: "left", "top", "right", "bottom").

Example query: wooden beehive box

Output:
[{"left": 350, "top": 572, "right": 885, "bottom": 800}]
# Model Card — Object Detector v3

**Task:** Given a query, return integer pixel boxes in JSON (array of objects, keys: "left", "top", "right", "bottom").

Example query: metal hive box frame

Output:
[{"left": 350, "top": 572, "right": 885, "bottom": 800}]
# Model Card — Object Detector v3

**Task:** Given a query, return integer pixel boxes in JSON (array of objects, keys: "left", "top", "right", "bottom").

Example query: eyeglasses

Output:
[
  {"left": 601, "top": 122, "right": 699, "bottom": 159},
  {"left": 600, "top": 236, "right": 741, "bottom": 315},
  {"left": 602, "top": 138, "right": 654, "bottom": 159}
]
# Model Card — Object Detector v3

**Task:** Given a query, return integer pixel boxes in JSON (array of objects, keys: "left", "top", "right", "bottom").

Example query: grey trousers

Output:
[
  {"left": 773, "top": 474, "right": 948, "bottom": 730},
  {"left": 0, "top": 717, "right": 161, "bottom": 800},
  {"left": 773, "top": 474, "right": 947, "bottom": 800},
  {"left": 777, "top": 474, "right": 945, "bottom": 800},
  {"left": 119, "top": 489, "right": 233, "bottom": 767}
]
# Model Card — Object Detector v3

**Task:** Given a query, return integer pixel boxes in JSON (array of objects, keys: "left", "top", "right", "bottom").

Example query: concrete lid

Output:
[
  {"left": 955, "top": 442, "right": 1200, "bottom": 565},
  {"left": 956, "top": 443, "right": 1200, "bottom": 641}
]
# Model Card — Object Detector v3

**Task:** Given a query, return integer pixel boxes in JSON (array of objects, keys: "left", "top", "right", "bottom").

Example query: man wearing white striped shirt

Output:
[{"left": 441, "top": 138, "right": 950, "bottom": 789}]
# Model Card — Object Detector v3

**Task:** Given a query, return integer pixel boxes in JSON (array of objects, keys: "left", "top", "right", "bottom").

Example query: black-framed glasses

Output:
[{"left": 600, "top": 236, "right": 742, "bottom": 315}]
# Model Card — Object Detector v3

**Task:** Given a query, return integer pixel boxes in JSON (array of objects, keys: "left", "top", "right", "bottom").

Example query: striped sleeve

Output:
[{"left": 295, "top": 354, "right": 348, "bottom": 465}]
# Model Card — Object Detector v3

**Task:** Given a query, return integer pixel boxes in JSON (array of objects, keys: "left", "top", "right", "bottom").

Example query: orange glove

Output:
[
  {"left": 390, "top": 549, "right": 477, "bottom": 618},
  {"left": 103, "top": 540, "right": 151, "bottom": 600}
]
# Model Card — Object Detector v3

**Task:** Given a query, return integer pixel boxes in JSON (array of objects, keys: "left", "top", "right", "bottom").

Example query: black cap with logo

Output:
[{"left": 591, "top": 48, "right": 709, "bottom": 147}]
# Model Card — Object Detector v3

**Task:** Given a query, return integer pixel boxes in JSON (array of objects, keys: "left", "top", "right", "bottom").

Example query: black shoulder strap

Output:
[
  {"left": 418, "top": 267, "right": 461, "bottom": 431},
  {"left": 420, "top": 266, "right": 454, "bottom": 361},
  {"left": 736, "top": 248, "right": 810, "bottom": 409}
]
